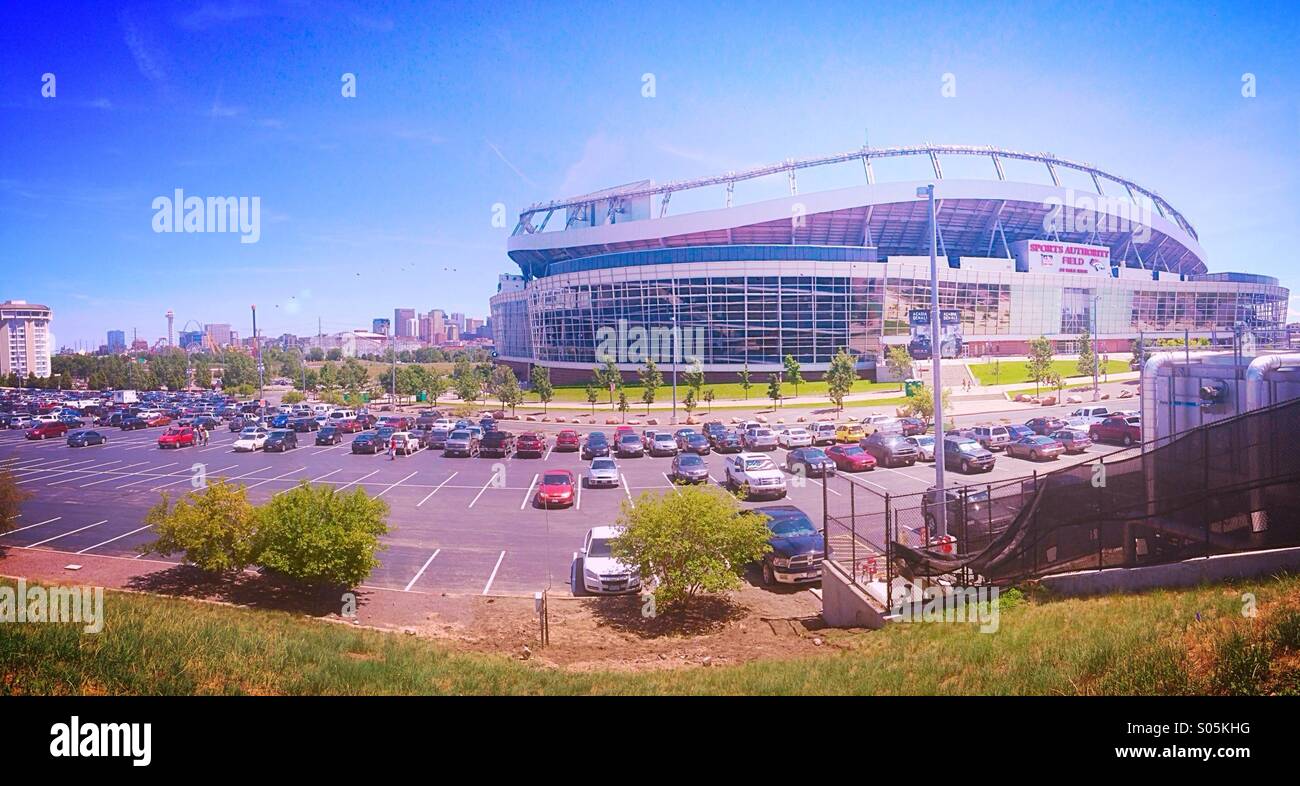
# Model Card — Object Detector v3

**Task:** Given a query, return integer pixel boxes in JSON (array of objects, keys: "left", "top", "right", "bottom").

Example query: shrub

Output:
[
  {"left": 0, "top": 468, "right": 33, "bottom": 536},
  {"left": 254, "top": 482, "right": 390, "bottom": 588},
  {"left": 140, "top": 480, "right": 259, "bottom": 572}
]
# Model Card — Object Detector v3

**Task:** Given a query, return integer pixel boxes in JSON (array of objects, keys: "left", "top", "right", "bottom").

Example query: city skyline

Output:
[{"left": 3, "top": 1, "right": 1298, "bottom": 348}]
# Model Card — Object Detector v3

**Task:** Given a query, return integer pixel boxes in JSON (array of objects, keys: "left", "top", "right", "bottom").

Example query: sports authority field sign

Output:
[{"left": 1013, "top": 240, "right": 1112, "bottom": 277}]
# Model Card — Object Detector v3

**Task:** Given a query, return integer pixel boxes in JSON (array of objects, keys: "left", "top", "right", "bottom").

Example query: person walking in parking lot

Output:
[{"left": 388, "top": 435, "right": 397, "bottom": 460}]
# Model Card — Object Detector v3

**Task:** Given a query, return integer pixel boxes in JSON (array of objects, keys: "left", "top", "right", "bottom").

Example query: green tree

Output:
[
  {"left": 683, "top": 388, "right": 698, "bottom": 419},
  {"left": 317, "top": 361, "right": 338, "bottom": 390},
  {"left": 453, "top": 365, "right": 482, "bottom": 405},
  {"left": 426, "top": 371, "right": 448, "bottom": 405},
  {"left": 825, "top": 348, "right": 858, "bottom": 412},
  {"left": 191, "top": 355, "right": 213, "bottom": 390},
  {"left": 139, "top": 481, "right": 260, "bottom": 573},
  {"left": 782, "top": 354, "right": 804, "bottom": 398},
  {"left": 703, "top": 388, "right": 715, "bottom": 412},
  {"left": 597, "top": 360, "right": 621, "bottom": 407},
  {"left": 254, "top": 482, "right": 390, "bottom": 588},
  {"left": 306, "top": 347, "right": 325, "bottom": 362},
  {"left": 0, "top": 468, "right": 33, "bottom": 536},
  {"left": 683, "top": 361, "right": 705, "bottom": 404},
  {"left": 530, "top": 365, "right": 554, "bottom": 413},
  {"left": 639, "top": 358, "right": 663, "bottom": 413},
  {"left": 281, "top": 390, "right": 305, "bottom": 405},
  {"left": 340, "top": 357, "right": 368, "bottom": 392},
  {"left": 767, "top": 373, "right": 782, "bottom": 408},
  {"left": 585, "top": 381, "right": 600, "bottom": 414},
  {"left": 220, "top": 351, "right": 256, "bottom": 389},
  {"left": 885, "top": 345, "right": 914, "bottom": 388},
  {"left": 326, "top": 348, "right": 343, "bottom": 361},
  {"left": 901, "top": 383, "right": 952, "bottom": 428},
  {"left": 617, "top": 390, "right": 630, "bottom": 422},
  {"left": 609, "top": 485, "right": 772, "bottom": 611},
  {"left": 1076, "top": 328, "right": 1096, "bottom": 379},
  {"left": 1026, "top": 336, "right": 1054, "bottom": 397},
  {"left": 492, "top": 366, "right": 523, "bottom": 414},
  {"left": 737, "top": 363, "right": 752, "bottom": 400}
]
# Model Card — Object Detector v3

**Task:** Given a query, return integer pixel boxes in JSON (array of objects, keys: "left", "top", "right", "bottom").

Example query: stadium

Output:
[{"left": 491, "top": 145, "right": 1290, "bottom": 382}]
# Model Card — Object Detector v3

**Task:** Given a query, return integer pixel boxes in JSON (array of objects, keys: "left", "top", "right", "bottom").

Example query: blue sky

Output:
[{"left": 2, "top": 0, "right": 1298, "bottom": 348}]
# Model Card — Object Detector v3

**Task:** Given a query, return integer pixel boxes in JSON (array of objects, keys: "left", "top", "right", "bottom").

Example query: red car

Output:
[
  {"left": 824, "top": 444, "right": 877, "bottom": 472},
  {"left": 535, "top": 470, "right": 576, "bottom": 508},
  {"left": 1088, "top": 415, "right": 1141, "bottom": 446},
  {"left": 26, "top": 421, "right": 69, "bottom": 440},
  {"left": 516, "top": 432, "right": 546, "bottom": 457},
  {"left": 145, "top": 414, "right": 172, "bottom": 428},
  {"left": 555, "top": 429, "right": 580, "bottom": 452},
  {"left": 157, "top": 426, "right": 197, "bottom": 449},
  {"left": 336, "top": 418, "right": 364, "bottom": 433},
  {"left": 613, "top": 425, "right": 635, "bottom": 440}
]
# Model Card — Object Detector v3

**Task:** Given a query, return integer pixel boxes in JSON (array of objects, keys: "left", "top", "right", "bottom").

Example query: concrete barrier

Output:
[
  {"left": 821, "top": 560, "right": 887, "bottom": 629},
  {"left": 1040, "top": 546, "right": 1300, "bottom": 597}
]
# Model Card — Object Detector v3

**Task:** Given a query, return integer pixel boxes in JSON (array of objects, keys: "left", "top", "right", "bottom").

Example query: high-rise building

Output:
[
  {"left": 179, "top": 331, "right": 204, "bottom": 350},
  {"left": 204, "top": 323, "right": 233, "bottom": 347},
  {"left": 394, "top": 308, "right": 416, "bottom": 338},
  {"left": 450, "top": 312, "right": 466, "bottom": 332},
  {"left": 107, "top": 329, "right": 127, "bottom": 354},
  {"left": 0, "top": 300, "right": 53, "bottom": 378},
  {"left": 372, "top": 318, "right": 391, "bottom": 337}
]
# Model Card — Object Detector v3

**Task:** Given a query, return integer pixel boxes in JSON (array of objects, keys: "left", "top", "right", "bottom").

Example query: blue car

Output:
[{"left": 755, "top": 506, "right": 824, "bottom": 586}]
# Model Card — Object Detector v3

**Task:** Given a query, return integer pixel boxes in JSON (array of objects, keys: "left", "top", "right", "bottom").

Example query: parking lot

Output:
[{"left": 0, "top": 405, "right": 1129, "bottom": 597}]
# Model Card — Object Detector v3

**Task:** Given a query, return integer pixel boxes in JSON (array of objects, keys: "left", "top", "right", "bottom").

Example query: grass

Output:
[
  {"left": 968, "top": 359, "right": 1130, "bottom": 386},
  {"left": 528, "top": 379, "right": 900, "bottom": 404},
  {"left": 2, "top": 574, "right": 1297, "bottom": 695}
]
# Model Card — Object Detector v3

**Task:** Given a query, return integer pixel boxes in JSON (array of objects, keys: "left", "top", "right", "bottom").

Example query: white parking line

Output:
[
  {"left": 467, "top": 474, "right": 496, "bottom": 509},
  {"left": 15, "top": 459, "right": 115, "bottom": 484},
  {"left": 520, "top": 473, "right": 539, "bottom": 510},
  {"left": 543, "top": 444, "right": 554, "bottom": 462},
  {"left": 663, "top": 472, "right": 682, "bottom": 493},
  {"left": 76, "top": 525, "right": 152, "bottom": 554},
  {"left": 9, "top": 457, "right": 78, "bottom": 473},
  {"left": 416, "top": 471, "right": 458, "bottom": 507},
  {"left": 273, "top": 468, "right": 343, "bottom": 497},
  {"left": 375, "top": 471, "right": 418, "bottom": 498},
  {"left": 336, "top": 469, "right": 379, "bottom": 492},
  {"left": 152, "top": 464, "right": 238, "bottom": 492},
  {"left": 116, "top": 463, "right": 187, "bottom": 489},
  {"left": 404, "top": 549, "right": 441, "bottom": 591},
  {"left": 482, "top": 550, "right": 506, "bottom": 595},
  {"left": 51, "top": 461, "right": 148, "bottom": 486},
  {"left": 243, "top": 466, "right": 307, "bottom": 491},
  {"left": 575, "top": 480, "right": 582, "bottom": 510},
  {"left": 29, "top": 519, "right": 110, "bottom": 548},
  {"left": 621, "top": 474, "right": 635, "bottom": 507},
  {"left": 0, "top": 516, "right": 61, "bottom": 537}
]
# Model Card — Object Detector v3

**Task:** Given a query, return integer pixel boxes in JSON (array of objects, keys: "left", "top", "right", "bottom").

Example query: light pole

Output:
[
  {"left": 917, "top": 184, "right": 946, "bottom": 538},
  {"left": 251, "top": 304, "right": 264, "bottom": 403},
  {"left": 1091, "top": 294, "right": 1101, "bottom": 401}
]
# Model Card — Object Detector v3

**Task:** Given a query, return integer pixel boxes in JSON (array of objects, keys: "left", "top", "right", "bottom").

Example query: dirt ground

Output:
[{"left": 1, "top": 547, "right": 853, "bottom": 671}]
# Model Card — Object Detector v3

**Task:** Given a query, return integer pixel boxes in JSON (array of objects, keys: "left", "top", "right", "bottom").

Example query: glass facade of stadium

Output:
[{"left": 490, "top": 245, "right": 1288, "bottom": 379}]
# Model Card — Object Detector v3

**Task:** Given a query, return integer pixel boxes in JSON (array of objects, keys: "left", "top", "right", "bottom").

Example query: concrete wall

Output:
[
  {"left": 821, "top": 560, "right": 887, "bottom": 629},
  {"left": 1040, "top": 546, "right": 1300, "bottom": 597}
]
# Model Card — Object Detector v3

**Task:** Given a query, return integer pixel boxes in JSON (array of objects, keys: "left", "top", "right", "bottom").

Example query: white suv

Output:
[
  {"left": 1069, "top": 405, "right": 1111, "bottom": 425},
  {"left": 777, "top": 427, "right": 813, "bottom": 448},
  {"left": 723, "top": 452, "right": 788, "bottom": 500}
]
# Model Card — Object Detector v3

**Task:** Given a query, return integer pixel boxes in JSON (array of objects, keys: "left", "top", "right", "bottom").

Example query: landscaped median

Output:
[{"left": 1, "top": 573, "right": 1296, "bottom": 695}]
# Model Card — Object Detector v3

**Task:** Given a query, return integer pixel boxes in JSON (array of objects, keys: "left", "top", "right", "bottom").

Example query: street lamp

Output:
[
  {"left": 251, "top": 304, "right": 264, "bottom": 403},
  {"left": 917, "top": 184, "right": 947, "bottom": 538}
]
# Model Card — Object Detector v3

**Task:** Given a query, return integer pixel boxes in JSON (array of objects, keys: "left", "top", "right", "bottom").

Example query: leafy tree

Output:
[
  {"left": 325, "top": 348, "right": 343, "bottom": 361},
  {"left": 767, "top": 373, "right": 782, "bottom": 408},
  {"left": 340, "top": 357, "right": 369, "bottom": 392},
  {"left": 427, "top": 371, "right": 449, "bottom": 405},
  {"left": 683, "top": 361, "right": 705, "bottom": 403},
  {"left": 191, "top": 355, "right": 213, "bottom": 390},
  {"left": 254, "top": 482, "right": 390, "bottom": 588},
  {"left": 281, "top": 390, "right": 305, "bottom": 405},
  {"left": 1026, "top": 336, "right": 1054, "bottom": 397},
  {"left": 1049, "top": 371, "right": 1065, "bottom": 399},
  {"left": 885, "top": 345, "right": 914, "bottom": 388},
  {"left": 317, "top": 361, "right": 338, "bottom": 390},
  {"left": 901, "top": 383, "right": 952, "bottom": 428},
  {"left": 596, "top": 360, "right": 621, "bottom": 407},
  {"left": 220, "top": 350, "right": 257, "bottom": 389},
  {"left": 530, "top": 365, "right": 554, "bottom": 413},
  {"left": 492, "top": 366, "right": 523, "bottom": 414},
  {"left": 139, "top": 481, "right": 260, "bottom": 573},
  {"left": 0, "top": 468, "right": 33, "bottom": 536},
  {"left": 610, "top": 485, "right": 772, "bottom": 611},
  {"left": 782, "top": 354, "right": 804, "bottom": 398},
  {"left": 453, "top": 365, "right": 482, "bottom": 405},
  {"left": 737, "top": 363, "right": 752, "bottom": 400},
  {"left": 320, "top": 389, "right": 345, "bottom": 407},
  {"left": 617, "top": 390, "right": 629, "bottom": 422},
  {"left": 825, "top": 348, "right": 858, "bottom": 412},
  {"left": 1076, "top": 328, "right": 1096, "bottom": 379},
  {"left": 585, "top": 381, "right": 600, "bottom": 414},
  {"left": 683, "top": 388, "right": 698, "bottom": 419},
  {"left": 306, "top": 347, "right": 325, "bottom": 362},
  {"left": 639, "top": 358, "right": 663, "bottom": 413}
]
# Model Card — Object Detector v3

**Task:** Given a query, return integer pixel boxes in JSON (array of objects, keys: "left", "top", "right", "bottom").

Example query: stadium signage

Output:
[{"left": 1014, "top": 240, "right": 1111, "bottom": 277}]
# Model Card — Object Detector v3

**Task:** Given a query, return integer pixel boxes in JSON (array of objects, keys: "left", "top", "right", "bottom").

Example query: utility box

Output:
[{"left": 903, "top": 378, "right": 923, "bottom": 398}]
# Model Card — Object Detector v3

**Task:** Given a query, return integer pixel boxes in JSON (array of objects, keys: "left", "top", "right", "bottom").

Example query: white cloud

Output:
[{"left": 557, "top": 132, "right": 629, "bottom": 199}]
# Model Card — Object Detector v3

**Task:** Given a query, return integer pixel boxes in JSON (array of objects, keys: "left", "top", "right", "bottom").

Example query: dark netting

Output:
[{"left": 871, "top": 397, "right": 1300, "bottom": 583}]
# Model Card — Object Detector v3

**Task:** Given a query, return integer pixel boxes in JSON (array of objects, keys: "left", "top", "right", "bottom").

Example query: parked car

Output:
[
  {"left": 144, "top": 414, "right": 172, "bottom": 428},
  {"left": 777, "top": 427, "right": 814, "bottom": 448},
  {"left": 555, "top": 429, "right": 580, "bottom": 452},
  {"left": 824, "top": 444, "right": 877, "bottom": 472},
  {"left": 1025, "top": 416, "right": 1067, "bottom": 436},
  {"left": 1051, "top": 428, "right": 1092, "bottom": 454},
  {"left": 723, "top": 453, "right": 788, "bottom": 499},
  {"left": 7, "top": 413, "right": 34, "bottom": 429},
  {"left": 572, "top": 526, "right": 640, "bottom": 596},
  {"left": 616, "top": 433, "right": 644, "bottom": 458},
  {"left": 898, "top": 416, "right": 927, "bottom": 437},
  {"left": 1005, "top": 434, "right": 1064, "bottom": 461},
  {"left": 291, "top": 417, "right": 320, "bottom": 433},
  {"left": 479, "top": 416, "right": 496, "bottom": 433},
  {"left": 264, "top": 429, "right": 299, "bottom": 452},
  {"left": 921, "top": 485, "right": 991, "bottom": 534},
  {"left": 1069, "top": 405, "right": 1111, "bottom": 426},
  {"left": 582, "top": 432, "right": 610, "bottom": 460},
  {"left": 743, "top": 427, "right": 778, "bottom": 451},
  {"left": 390, "top": 432, "right": 418, "bottom": 456},
  {"left": 755, "top": 505, "right": 824, "bottom": 586},
  {"left": 233, "top": 427, "right": 270, "bottom": 452},
  {"left": 649, "top": 433, "right": 679, "bottom": 457},
  {"left": 535, "top": 470, "right": 576, "bottom": 508},
  {"left": 784, "top": 447, "right": 836, "bottom": 477},
  {"left": 444, "top": 429, "right": 480, "bottom": 457},
  {"left": 351, "top": 433, "right": 382, "bottom": 454},
  {"left": 335, "top": 418, "right": 364, "bottom": 434},
  {"left": 118, "top": 416, "right": 148, "bottom": 431},
  {"left": 834, "top": 423, "right": 865, "bottom": 443},
  {"left": 970, "top": 424, "right": 1012, "bottom": 451},
  {"left": 711, "top": 429, "right": 743, "bottom": 453},
  {"left": 1006, "top": 424, "right": 1035, "bottom": 443},
  {"left": 678, "top": 432, "right": 711, "bottom": 455},
  {"left": 584, "top": 457, "right": 621, "bottom": 488},
  {"left": 670, "top": 452, "right": 710, "bottom": 484},
  {"left": 861, "top": 414, "right": 901, "bottom": 436},
  {"left": 66, "top": 429, "right": 107, "bottom": 447},
  {"left": 480, "top": 431, "right": 515, "bottom": 458},
  {"left": 26, "top": 421, "right": 69, "bottom": 440},
  {"left": 516, "top": 432, "right": 546, "bottom": 457},
  {"left": 421, "top": 428, "right": 450, "bottom": 450},
  {"left": 859, "top": 431, "right": 920, "bottom": 467},
  {"left": 1089, "top": 415, "right": 1141, "bottom": 446},
  {"left": 157, "top": 426, "right": 197, "bottom": 449},
  {"left": 315, "top": 426, "right": 342, "bottom": 446},
  {"left": 904, "top": 434, "right": 936, "bottom": 462},
  {"left": 702, "top": 422, "right": 728, "bottom": 445},
  {"left": 812, "top": 422, "right": 838, "bottom": 445},
  {"left": 943, "top": 437, "right": 995, "bottom": 473}
]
